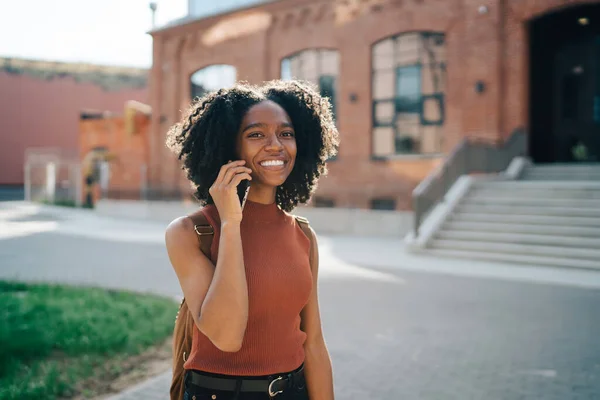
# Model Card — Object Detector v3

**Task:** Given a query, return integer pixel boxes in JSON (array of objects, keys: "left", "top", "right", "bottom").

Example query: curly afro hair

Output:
[{"left": 166, "top": 80, "right": 339, "bottom": 212}]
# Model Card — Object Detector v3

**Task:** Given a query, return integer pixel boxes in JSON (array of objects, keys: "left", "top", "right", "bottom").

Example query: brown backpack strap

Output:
[
  {"left": 188, "top": 210, "right": 214, "bottom": 259},
  {"left": 295, "top": 215, "right": 315, "bottom": 270}
]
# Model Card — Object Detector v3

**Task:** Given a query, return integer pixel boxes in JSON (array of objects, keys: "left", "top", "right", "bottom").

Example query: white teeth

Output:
[{"left": 260, "top": 160, "right": 284, "bottom": 167}]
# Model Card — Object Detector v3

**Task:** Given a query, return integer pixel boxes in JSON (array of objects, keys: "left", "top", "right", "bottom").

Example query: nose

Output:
[{"left": 265, "top": 134, "right": 283, "bottom": 151}]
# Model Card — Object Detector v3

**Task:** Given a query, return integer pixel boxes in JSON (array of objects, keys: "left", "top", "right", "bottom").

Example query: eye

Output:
[
  {"left": 281, "top": 130, "right": 295, "bottom": 137},
  {"left": 247, "top": 132, "right": 263, "bottom": 138}
]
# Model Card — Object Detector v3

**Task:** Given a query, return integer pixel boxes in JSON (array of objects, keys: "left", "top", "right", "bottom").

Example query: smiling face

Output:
[{"left": 236, "top": 100, "right": 297, "bottom": 191}]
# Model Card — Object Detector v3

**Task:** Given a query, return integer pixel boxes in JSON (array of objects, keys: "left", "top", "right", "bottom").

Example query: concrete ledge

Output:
[
  {"left": 502, "top": 156, "right": 532, "bottom": 180},
  {"left": 405, "top": 175, "right": 473, "bottom": 251},
  {"left": 95, "top": 200, "right": 199, "bottom": 224},
  {"left": 294, "top": 206, "right": 413, "bottom": 237},
  {"left": 95, "top": 200, "right": 413, "bottom": 237}
]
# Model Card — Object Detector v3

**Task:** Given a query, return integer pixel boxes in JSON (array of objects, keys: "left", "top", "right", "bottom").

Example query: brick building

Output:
[
  {"left": 148, "top": 0, "right": 600, "bottom": 210},
  {"left": 79, "top": 101, "right": 152, "bottom": 205},
  {"left": 0, "top": 57, "right": 148, "bottom": 187}
]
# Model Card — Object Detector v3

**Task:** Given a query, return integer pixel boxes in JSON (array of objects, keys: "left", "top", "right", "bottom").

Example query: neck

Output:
[{"left": 246, "top": 183, "right": 276, "bottom": 205}]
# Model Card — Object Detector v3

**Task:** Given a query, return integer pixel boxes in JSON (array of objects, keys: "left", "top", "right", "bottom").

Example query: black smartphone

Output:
[{"left": 237, "top": 179, "right": 251, "bottom": 210}]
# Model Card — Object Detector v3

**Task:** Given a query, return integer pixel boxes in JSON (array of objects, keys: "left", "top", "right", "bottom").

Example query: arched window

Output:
[
  {"left": 372, "top": 32, "right": 446, "bottom": 157},
  {"left": 190, "top": 64, "right": 237, "bottom": 99},
  {"left": 281, "top": 49, "right": 339, "bottom": 119}
]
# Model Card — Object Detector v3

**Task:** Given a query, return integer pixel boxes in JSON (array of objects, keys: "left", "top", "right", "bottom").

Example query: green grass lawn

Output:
[{"left": 0, "top": 281, "right": 179, "bottom": 400}]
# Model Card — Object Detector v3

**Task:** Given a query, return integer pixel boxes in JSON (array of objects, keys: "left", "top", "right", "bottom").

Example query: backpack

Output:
[{"left": 169, "top": 211, "right": 314, "bottom": 400}]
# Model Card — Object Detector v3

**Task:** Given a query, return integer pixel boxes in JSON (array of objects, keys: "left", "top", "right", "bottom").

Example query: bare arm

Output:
[
  {"left": 301, "top": 227, "right": 334, "bottom": 400},
  {"left": 165, "top": 160, "right": 252, "bottom": 352}
]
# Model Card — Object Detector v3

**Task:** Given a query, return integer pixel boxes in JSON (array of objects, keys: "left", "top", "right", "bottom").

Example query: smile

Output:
[{"left": 259, "top": 160, "right": 285, "bottom": 167}]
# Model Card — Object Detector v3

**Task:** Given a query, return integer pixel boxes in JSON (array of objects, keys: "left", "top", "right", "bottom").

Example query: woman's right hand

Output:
[{"left": 209, "top": 160, "right": 252, "bottom": 224}]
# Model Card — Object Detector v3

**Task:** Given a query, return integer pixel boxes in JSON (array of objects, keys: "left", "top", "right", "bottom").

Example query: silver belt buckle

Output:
[{"left": 268, "top": 376, "right": 284, "bottom": 397}]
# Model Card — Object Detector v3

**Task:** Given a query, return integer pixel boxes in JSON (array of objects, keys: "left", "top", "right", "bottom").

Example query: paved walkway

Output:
[{"left": 2, "top": 201, "right": 600, "bottom": 400}]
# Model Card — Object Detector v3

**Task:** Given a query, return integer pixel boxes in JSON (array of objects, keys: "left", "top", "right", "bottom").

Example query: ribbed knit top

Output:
[{"left": 184, "top": 200, "right": 313, "bottom": 376}]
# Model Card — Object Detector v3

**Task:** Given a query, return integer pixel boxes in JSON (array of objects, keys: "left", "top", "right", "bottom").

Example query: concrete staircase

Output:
[{"left": 427, "top": 164, "right": 600, "bottom": 270}]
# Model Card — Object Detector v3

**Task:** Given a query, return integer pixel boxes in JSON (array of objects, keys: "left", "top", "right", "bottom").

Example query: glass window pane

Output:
[
  {"left": 421, "top": 64, "right": 446, "bottom": 94},
  {"left": 319, "top": 75, "right": 336, "bottom": 119},
  {"left": 396, "top": 33, "right": 420, "bottom": 66},
  {"left": 373, "top": 39, "right": 395, "bottom": 71},
  {"left": 371, "top": 198, "right": 396, "bottom": 210},
  {"left": 395, "top": 113, "right": 420, "bottom": 153},
  {"left": 190, "top": 64, "right": 236, "bottom": 99},
  {"left": 421, "top": 125, "right": 442, "bottom": 154},
  {"left": 301, "top": 50, "right": 319, "bottom": 83},
  {"left": 395, "top": 113, "right": 420, "bottom": 137},
  {"left": 421, "top": 34, "right": 446, "bottom": 66},
  {"left": 282, "top": 49, "right": 340, "bottom": 85},
  {"left": 373, "top": 70, "right": 395, "bottom": 99},
  {"left": 373, "top": 127, "right": 395, "bottom": 156},
  {"left": 396, "top": 65, "right": 421, "bottom": 113},
  {"left": 321, "top": 50, "right": 339, "bottom": 75},
  {"left": 281, "top": 58, "right": 292, "bottom": 80},
  {"left": 423, "top": 96, "right": 443, "bottom": 124},
  {"left": 314, "top": 197, "right": 335, "bottom": 207},
  {"left": 375, "top": 101, "right": 395, "bottom": 125},
  {"left": 290, "top": 56, "right": 302, "bottom": 79}
]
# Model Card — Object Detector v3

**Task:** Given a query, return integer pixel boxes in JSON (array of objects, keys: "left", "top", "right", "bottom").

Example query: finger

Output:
[
  {"left": 215, "top": 160, "right": 245, "bottom": 185},
  {"left": 223, "top": 166, "right": 252, "bottom": 186},
  {"left": 229, "top": 173, "right": 253, "bottom": 189}
]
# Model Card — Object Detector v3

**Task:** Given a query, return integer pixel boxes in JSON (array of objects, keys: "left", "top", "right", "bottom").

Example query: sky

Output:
[{"left": 0, "top": 0, "right": 188, "bottom": 68}]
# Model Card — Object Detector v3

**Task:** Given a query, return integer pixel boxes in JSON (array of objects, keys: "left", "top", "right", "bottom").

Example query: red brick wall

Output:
[
  {"left": 0, "top": 72, "right": 148, "bottom": 185},
  {"left": 79, "top": 110, "right": 151, "bottom": 203},
  {"left": 148, "top": 0, "right": 595, "bottom": 210}
]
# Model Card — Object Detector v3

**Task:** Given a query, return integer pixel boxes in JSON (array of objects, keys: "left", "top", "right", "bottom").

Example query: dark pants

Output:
[{"left": 184, "top": 367, "right": 309, "bottom": 400}]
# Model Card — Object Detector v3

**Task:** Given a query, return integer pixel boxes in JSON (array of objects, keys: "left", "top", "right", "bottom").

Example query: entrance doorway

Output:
[{"left": 529, "top": 4, "right": 600, "bottom": 163}]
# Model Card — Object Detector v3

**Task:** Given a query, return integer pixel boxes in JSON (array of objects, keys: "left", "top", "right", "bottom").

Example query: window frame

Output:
[
  {"left": 280, "top": 49, "right": 340, "bottom": 160},
  {"left": 371, "top": 32, "right": 446, "bottom": 157}
]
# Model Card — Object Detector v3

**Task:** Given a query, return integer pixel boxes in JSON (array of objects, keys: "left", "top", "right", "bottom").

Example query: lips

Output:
[{"left": 258, "top": 158, "right": 287, "bottom": 170}]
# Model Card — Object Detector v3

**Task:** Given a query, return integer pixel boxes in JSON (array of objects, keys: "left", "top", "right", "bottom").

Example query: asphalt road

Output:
[{"left": 1, "top": 202, "right": 599, "bottom": 399}]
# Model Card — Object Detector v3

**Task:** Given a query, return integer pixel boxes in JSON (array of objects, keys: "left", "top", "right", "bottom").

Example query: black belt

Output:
[{"left": 188, "top": 364, "right": 304, "bottom": 397}]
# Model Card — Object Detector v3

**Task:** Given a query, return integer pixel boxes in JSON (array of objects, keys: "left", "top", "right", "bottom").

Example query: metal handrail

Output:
[{"left": 412, "top": 129, "right": 527, "bottom": 237}]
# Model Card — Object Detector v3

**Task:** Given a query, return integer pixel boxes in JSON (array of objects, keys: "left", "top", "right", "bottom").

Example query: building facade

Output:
[
  {"left": 149, "top": 0, "right": 600, "bottom": 210},
  {"left": 0, "top": 57, "right": 148, "bottom": 186},
  {"left": 79, "top": 101, "right": 152, "bottom": 205}
]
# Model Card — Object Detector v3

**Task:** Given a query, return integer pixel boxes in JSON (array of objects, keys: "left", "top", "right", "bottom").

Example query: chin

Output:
[{"left": 254, "top": 166, "right": 294, "bottom": 188}]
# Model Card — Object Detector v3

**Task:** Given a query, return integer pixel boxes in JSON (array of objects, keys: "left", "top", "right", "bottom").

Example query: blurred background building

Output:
[
  {"left": 0, "top": 57, "right": 148, "bottom": 199},
  {"left": 145, "top": 0, "right": 600, "bottom": 211},
  {"left": 4, "top": 0, "right": 600, "bottom": 212}
]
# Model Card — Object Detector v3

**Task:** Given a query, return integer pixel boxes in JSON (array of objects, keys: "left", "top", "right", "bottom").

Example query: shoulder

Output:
[{"left": 165, "top": 216, "right": 196, "bottom": 247}]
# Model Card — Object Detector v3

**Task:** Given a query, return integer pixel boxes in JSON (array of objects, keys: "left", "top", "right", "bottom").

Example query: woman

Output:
[{"left": 165, "top": 80, "right": 339, "bottom": 400}]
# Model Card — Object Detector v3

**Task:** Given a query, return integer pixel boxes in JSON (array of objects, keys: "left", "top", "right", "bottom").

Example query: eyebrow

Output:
[{"left": 242, "top": 122, "right": 294, "bottom": 133}]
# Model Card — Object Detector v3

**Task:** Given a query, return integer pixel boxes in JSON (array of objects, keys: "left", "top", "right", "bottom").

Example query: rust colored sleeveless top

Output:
[{"left": 183, "top": 200, "right": 313, "bottom": 376}]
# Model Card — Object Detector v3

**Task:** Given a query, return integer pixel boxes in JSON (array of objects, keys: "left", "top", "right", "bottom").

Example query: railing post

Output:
[
  {"left": 441, "top": 164, "right": 448, "bottom": 201},
  {"left": 413, "top": 195, "right": 420, "bottom": 237}
]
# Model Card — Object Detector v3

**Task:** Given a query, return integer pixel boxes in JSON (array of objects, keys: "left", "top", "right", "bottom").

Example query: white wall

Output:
[{"left": 95, "top": 200, "right": 414, "bottom": 237}]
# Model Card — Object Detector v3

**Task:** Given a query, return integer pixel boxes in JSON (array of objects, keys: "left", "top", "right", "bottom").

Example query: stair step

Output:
[
  {"left": 528, "top": 163, "right": 600, "bottom": 170},
  {"left": 524, "top": 170, "right": 600, "bottom": 175},
  {"left": 462, "top": 196, "right": 600, "bottom": 208},
  {"left": 468, "top": 188, "right": 600, "bottom": 200},
  {"left": 443, "top": 221, "right": 600, "bottom": 237},
  {"left": 521, "top": 175, "right": 600, "bottom": 181},
  {"left": 431, "top": 240, "right": 600, "bottom": 260},
  {"left": 451, "top": 212, "right": 600, "bottom": 227},
  {"left": 456, "top": 204, "right": 600, "bottom": 217},
  {"left": 426, "top": 249, "right": 600, "bottom": 270},
  {"left": 474, "top": 181, "right": 600, "bottom": 189},
  {"left": 435, "top": 230, "right": 600, "bottom": 248}
]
